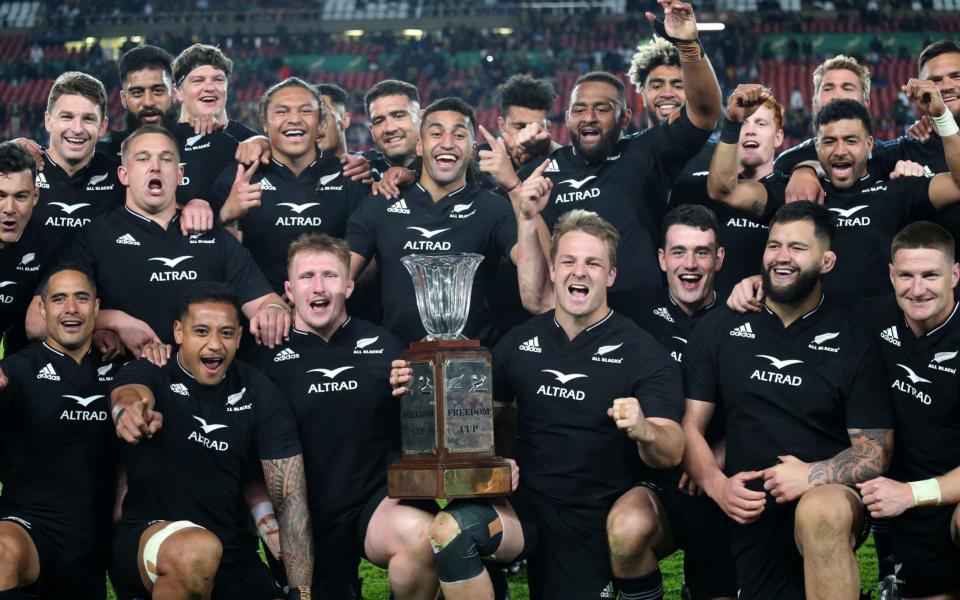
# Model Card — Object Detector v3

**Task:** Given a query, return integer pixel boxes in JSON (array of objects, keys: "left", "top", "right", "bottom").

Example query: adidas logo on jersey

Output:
[
  {"left": 519, "top": 336, "right": 542, "bottom": 353},
  {"left": 116, "top": 233, "right": 140, "bottom": 246},
  {"left": 730, "top": 323, "right": 755, "bottom": 338},
  {"left": 543, "top": 159, "right": 560, "bottom": 173},
  {"left": 274, "top": 348, "right": 300, "bottom": 362},
  {"left": 387, "top": 199, "right": 411, "bottom": 214},
  {"left": 259, "top": 178, "right": 277, "bottom": 191},
  {"left": 37, "top": 363, "right": 60, "bottom": 381},
  {"left": 881, "top": 326, "right": 901, "bottom": 347},
  {"left": 35, "top": 173, "right": 49, "bottom": 189},
  {"left": 170, "top": 383, "right": 190, "bottom": 396},
  {"left": 600, "top": 582, "right": 616, "bottom": 598},
  {"left": 653, "top": 307, "right": 675, "bottom": 323}
]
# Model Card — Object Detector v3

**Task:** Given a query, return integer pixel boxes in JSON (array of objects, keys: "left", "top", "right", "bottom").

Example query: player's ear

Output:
[
  {"left": 821, "top": 249, "right": 837, "bottom": 274},
  {"left": 345, "top": 277, "right": 355, "bottom": 300},
  {"left": 341, "top": 111, "right": 351, "bottom": 131},
  {"left": 118, "top": 164, "right": 129, "bottom": 187},
  {"left": 497, "top": 115, "right": 506, "bottom": 135},
  {"left": 173, "top": 320, "right": 184, "bottom": 345},
  {"left": 952, "top": 261, "right": 960, "bottom": 289},
  {"left": 283, "top": 280, "right": 294, "bottom": 305},
  {"left": 607, "top": 265, "right": 617, "bottom": 288},
  {"left": 889, "top": 262, "right": 896, "bottom": 288},
  {"left": 657, "top": 247, "right": 667, "bottom": 272},
  {"left": 415, "top": 137, "right": 423, "bottom": 158},
  {"left": 715, "top": 246, "right": 726, "bottom": 272}
]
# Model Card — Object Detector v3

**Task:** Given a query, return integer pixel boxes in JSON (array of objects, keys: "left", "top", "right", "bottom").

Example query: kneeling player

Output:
[
  {"left": 393, "top": 210, "right": 685, "bottom": 599},
  {"left": 858, "top": 222, "right": 960, "bottom": 598},
  {"left": 111, "top": 283, "right": 313, "bottom": 599},
  {"left": 248, "top": 232, "right": 439, "bottom": 598},
  {"left": 0, "top": 265, "right": 124, "bottom": 599}
]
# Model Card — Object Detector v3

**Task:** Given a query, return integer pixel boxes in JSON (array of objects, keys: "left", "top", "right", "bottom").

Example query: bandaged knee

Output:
[
  {"left": 143, "top": 520, "right": 206, "bottom": 583},
  {"left": 431, "top": 502, "right": 503, "bottom": 584}
]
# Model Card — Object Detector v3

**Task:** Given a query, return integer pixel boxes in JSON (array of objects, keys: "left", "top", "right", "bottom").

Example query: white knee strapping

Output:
[{"left": 143, "top": 520, "right": 206, "bottom": 584}]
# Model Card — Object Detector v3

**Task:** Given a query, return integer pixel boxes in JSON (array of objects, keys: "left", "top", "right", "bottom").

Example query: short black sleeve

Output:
[
  {"left": 682, "top": 310, "right": 724, "bottom": 403},
  {"left": 248, "top": 368, "right": 301, "bottom": 460},
  {"left": 630, "top": 331, "right": 685, "bottom": 422},
  {"left": 112, "top": 358, "right": 166, "bottom": 409},
  {"left": 646, "top": 107, "right": 713, "bottom": 181},
  {"left": 0, "top": 353, "right": 26, "bottom": 409},
  {"left": 209, "top": 163, "right": 236, "bottom": 217},
  {"left": 492, "top": 331, "right": 516, "bottom": 406},
  {"left": 219, "top": 231, "right": 273, "bottom": 305},
  {"left": 344, "top": 195, "right": 380, "bottom": 260},
  {"left": 894, "top": 176, "right": 937, "bottom": 221},
  {"left": 845, "top": 338, "right": 895, "bottom": 431},
  {"left": 773, "top": 139, "right": 817, "bottom": 173},
  {"left": 487, "top": 194, "right": 518, "bottom": 260}
]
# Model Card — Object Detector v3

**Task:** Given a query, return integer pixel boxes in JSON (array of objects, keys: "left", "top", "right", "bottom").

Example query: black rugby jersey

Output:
[
  {"left": 97, "top": 127, "right": 131, "bottom": 160},
  {"left": 248, "top": 318, "right": 405, "bottom": 516},
  {"left": 58, "top": 205, "right": 272, "bottom": 343},
  {"left": 670, "top": 170, "right": 785, "bottom": 295},
  {"left": 517, "top": 107, "right": 712, "bottom": 307},
  {"left": 32, "top": 150, "right": 124, "bottom": 250},
  {"left": 493, "top": 310, "right": 683, "bottom": 510},
  {"left": 210, "top": 153, "right": 368, "bottom": 293},
  {"left": 114, "top": 356, "right": 300, "bottom": 552},
  {"left": 869, "top": 297, "right": 960, "bottom": 482},
  {"left": 175, "top": 121, "right": 259, "bottom": 206},
  {"left": 763, "top": 174, "right": 937, "bottom": 298},
  {"left": 0, "top": 342, "right": 124, "bottom": 531},
  {"left": 345, "top": 181, "right": 517, "bottom": 345},
  {"left": 683, "top": 297, "right": 894, "bottom": 477},
  {"left": 0, "top": 223, "right": 51, "bottom": 353},
  {"left": 362, "top": 147, "right": 422, "bottom": 182},
  {"left": 620, "top": 287, "right": 717, "bottom": 365}
]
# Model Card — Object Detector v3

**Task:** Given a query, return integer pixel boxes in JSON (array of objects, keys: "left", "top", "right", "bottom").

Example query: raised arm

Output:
[
  {"left": 706, "top": 84, "right": 772, "bottom": 219},
  {"left": 261, "top": 454, "right": 314, "bottom": 590},
  {"left": 904, "top": 78, "right": 960, "bottom": 208},
  {"left": 646, "top": 0, "right": 721, "bottom": 129},
  {"left": 515, "top": 160, "right": 556, "bottom": 314}
]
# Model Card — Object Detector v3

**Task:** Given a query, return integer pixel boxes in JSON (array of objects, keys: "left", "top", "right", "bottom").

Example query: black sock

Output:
[
  {"left": 0, "top": 588, "right": 22, "bottom": 599},
  {"left": 873, "top": 520, "right": 895, "bottom": 580},
  {"left": 616, "top": 569, "right": 664, "bottom": 600}
]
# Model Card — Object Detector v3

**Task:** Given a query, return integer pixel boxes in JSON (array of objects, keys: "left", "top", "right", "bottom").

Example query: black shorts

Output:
[
  {"left": 509, "top": 486, "right": 616, "bottom": 600},
  {"left": 731, "top": 492, "right": 870, "bottom": 600},
  {"left": 311, "top": 484, "right": 439, "bottom": 595},
  {"left": 641, "top": 481, "right": 737, "bottom": 599},
  {"left": 891, "top": 505, "right": 960, "bottom": 597},
  {"left": 112, "top": 519, "right": 282, "bottom": 600},
  {"left": 0, "top": 509, "right": 107, "bottom": 600}
]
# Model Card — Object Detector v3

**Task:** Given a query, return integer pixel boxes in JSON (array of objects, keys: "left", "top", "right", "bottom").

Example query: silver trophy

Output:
[{"left": 388, "top": 253, "right": 512, "bottom": 499}]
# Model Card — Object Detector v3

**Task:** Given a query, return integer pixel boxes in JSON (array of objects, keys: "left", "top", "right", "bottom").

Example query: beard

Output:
[
  {"left": 125, "top": 105, "right": 178, "bottom": 132},
  {"left": 571, "top": 127, "right": 619, "bottom": 163},
  {"left": 762, "top": 264, "right": 821, "bottom": 304}
]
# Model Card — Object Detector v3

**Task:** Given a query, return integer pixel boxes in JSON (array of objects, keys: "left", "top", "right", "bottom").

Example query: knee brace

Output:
[{"left": 431, "top": 501, "right": 503, "bottom": 584}]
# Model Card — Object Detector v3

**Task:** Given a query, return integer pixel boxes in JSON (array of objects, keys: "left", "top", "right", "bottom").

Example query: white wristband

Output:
[
  {"left": 932, "top": 110, "right": 960, "bottom": 138},
  {"left": 909, "top": 478, "right": 942, "bottom": 507},
  {"left": 251, "top": 501, "right": 275, "bottom": 523}
]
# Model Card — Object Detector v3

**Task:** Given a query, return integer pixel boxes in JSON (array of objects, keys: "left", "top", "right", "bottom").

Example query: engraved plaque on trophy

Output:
[{"left": 387, "top": 253, "right": 512, "bottom": 499}]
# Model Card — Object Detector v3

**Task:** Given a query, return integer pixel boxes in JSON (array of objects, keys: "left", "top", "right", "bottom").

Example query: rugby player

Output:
[
  {"left": 628, "top": 36, "right": 684, "bottom": 128},
  {"left": 111, "top": 282, "right": 312, "bottom": 599},
  {"left": 345, "top": 96, "right": 520, "bottom": 345},
  {"left": 856, "top": 221, "right": 960, "bottom": 599},
  {"left": 517, "top": 0, "right": 721, "bottom": 314},
  {"left": 248, "top": 232, "right": 439, "bottom": 597},
  {"left": 363, "top": 79, "right": 422, "bottom": 176},
  {"left": 0, "top": 265, "right": 124, "bottom": 599},
  {"left": 670, "top": 91, "right": 785, "bottom": 294},
  {"left": 707, "top": 83, "right": 960, "bottom": 298},
  {"left": 393, "top": 209, "right": 684, "bottom": 600},
  {"left": 25, "top": 125, "right": 291, "bottom": 354},
  {"left": 316, "top": 83, "right": 352, "bottom": 157},
  {"left": 210, "top": 78, "right": 368, "bottom": 293},
  {"left": 0, "top": 142, "right": 49, "bottom": 354},
  {"left": 683, "top": 201, "right": 894, "bottom": 599},
  {"left": 99, "top": 44, "right": 178, "bottom": 159}
]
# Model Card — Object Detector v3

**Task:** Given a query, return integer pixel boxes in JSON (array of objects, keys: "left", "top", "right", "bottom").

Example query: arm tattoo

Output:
[
  {"left": 808, "top": 428, "right": 892, "bottom": 486},
  {"left": 262, "top": 454, "right": 313, "bottom": 586}
]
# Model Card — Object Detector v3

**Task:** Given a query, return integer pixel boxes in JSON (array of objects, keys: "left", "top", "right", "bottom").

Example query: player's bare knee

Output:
[
  {"left": 607, "top": 501, "right": 660, "bottom": 556},
  {"left": 0, "top": 532, "right": 27, "bottom": 574},
  {"left": 795, "top": 487, "right": 855, "bottom": 548},
  {"left": 157, "top": 528, "right": 222, "bottom": 589}
]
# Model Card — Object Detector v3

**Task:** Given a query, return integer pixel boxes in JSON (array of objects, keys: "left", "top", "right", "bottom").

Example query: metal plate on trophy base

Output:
[
  {"left": 400, "top": 361, "right": 437, "bottom": 455},
  {"left": 443, "top": 358, "right": 494, "bottom": 453}
]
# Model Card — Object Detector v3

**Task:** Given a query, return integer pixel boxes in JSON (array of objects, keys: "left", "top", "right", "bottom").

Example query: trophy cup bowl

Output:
[{"left": 388, "top": 253, "right": 513, "bottom": 499}]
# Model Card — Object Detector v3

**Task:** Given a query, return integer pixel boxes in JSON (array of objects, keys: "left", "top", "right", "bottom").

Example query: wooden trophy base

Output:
[{"left": 388, "top": 339, "right": 512, "bottom": 499}]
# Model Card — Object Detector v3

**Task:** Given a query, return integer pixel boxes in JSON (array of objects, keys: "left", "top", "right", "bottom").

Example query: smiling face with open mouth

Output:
[
  {"left": 175, "top": 301, "right": 241, "bottom": 386},
  {"left": 566, "top": 81, "right": 625, "bottom": 163},
  {"left": 419, "top": 109, "right": 474, "bottom": 188},
  {"left": 177, "top": 65, "right": 228, "bottom": 120},
  {"left": 0, "top": 169, "right": 37, "bottom": 248},
  {"left": 119, "top": 132, "right": 182, "bottom": 218},
  {"left": 761, "top": 219, "right": 832, "bottom": 305},
  {"left": 816, "top": 118, "right": 872, "bottom": 189},
  {"left": 891, "top": 246, "right": 959, "bottom": 333},
  {"left": 265, "top": 85, "right": 321, "bottom": 164},
  {"left": 550, "top": 230, "right": 616, "bottom": 322},
  {"left": 659, "top": 224, "right": 723, "bottom": 313},
  {"left": 642, "top": 65, "right": 685, "bottom": 123},
  {"left": 42, "top": 269, "right": 99, "bottom": 355},
  {"left": 921, "top": 51, "right": 960, "bottom": 120},
  {"left": 286, "top": 250, "right": 353, "bottom": 339},
  {"left": 45, "top": 94, "right": 106, "bottom": 169},
  {"left": 369, "top": 94, "right": 421, "bottom": 166},
  {"left": 739, "top": 104, "right": 783, "bottom": 171}
]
